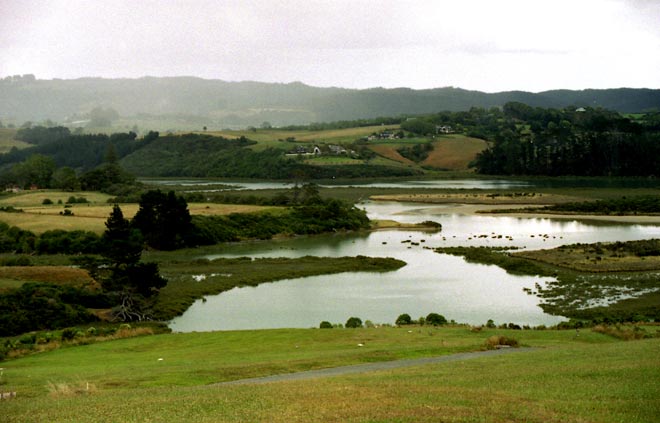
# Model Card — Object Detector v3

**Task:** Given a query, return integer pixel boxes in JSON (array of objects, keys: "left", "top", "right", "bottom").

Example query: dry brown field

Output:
[{"left": 422, "top": 136, "right": 488, "bottom": 170}]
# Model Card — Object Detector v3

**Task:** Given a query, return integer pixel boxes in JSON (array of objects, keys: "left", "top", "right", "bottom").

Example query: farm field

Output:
[
  {"left": 0, "top": 191, "right": 278, "bottom": 234},
  {"left": 1, "top": 326, "right": 658, "bottom": 422},
  {"left": 423, "top": 135, "right": 488, "bottom": 170},
  {"left": 208, "top": 125, "right": 397, "bottom": 150},
  {"left": 0, "top": 266, "right": 94, "bottom": 292},
  {"left": 365, "top": 134, "right": 487, "bottom": 170}
]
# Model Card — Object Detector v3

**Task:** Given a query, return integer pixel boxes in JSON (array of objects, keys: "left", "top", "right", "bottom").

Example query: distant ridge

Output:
[{"left": 1, "top": 76, "right": 658, "bottom": 127}]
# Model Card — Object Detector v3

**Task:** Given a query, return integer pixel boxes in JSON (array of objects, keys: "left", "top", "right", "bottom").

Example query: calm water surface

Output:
[
  {"left": 147, "top": 179, "right": 531, "bottom": 190},
  {"left": 169, "top": 201, "right": 660, "bottom": 332}
]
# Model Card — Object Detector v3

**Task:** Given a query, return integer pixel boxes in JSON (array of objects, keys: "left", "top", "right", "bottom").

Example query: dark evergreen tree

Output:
[
  {"left": 97, "top": 204, "right": 166, "bottom": 321},
  {"left": 132, "top": 190, "right": 193, "bottom": 250}
]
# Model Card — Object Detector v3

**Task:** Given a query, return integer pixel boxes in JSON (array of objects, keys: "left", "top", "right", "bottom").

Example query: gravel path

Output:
[{"left": 212, "top": 347, "right": 533, "bottom": 387}]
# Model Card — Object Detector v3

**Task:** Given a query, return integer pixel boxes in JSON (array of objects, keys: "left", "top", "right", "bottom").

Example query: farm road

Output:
[{"left": 211, "top": 348, "right": 533, "bottom": 387}]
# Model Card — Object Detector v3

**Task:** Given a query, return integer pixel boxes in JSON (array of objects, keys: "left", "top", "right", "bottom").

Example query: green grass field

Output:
[
  {"left": 1, "top": 327, "right": 658, "bottom": 422},
  {"left": 209, "top": 125, "right": 397, "bottom": 146}
]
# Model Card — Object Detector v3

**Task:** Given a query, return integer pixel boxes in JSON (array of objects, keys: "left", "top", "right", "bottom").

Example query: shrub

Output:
[
  {"left": 61, "top": 327, "right": 77, "bottom": 341},
  {"left": 426, "top": 313, "right": 448, "bottom": 326},
  {"left": 486, "top": 319, "right": 496, "bottom": 328},
  {"left": 19, "top": 333, "right": 36, "bottom": 345},
  {"left": 319, "top": 321, "right": 333, "bottom": 329},
  {"left": 66, "top": 196, "right": 88, "bottom": 204},
  {"left": 42, "top": 198, "right": 53, "bottom": 205},
  {"left": 591, "top": 324, "right": 651, "bottom": 340},
  {"left": 395, "top": 313, "right": 413, "bottom": 326},
  {"left": 484, "top": 335, "right": 519, "bottom": 349},
  {"left": 345, "top": 317, "right": 363, "bottom": 328}
]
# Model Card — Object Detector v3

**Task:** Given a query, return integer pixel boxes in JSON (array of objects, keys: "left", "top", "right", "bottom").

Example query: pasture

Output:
[
  {"left": 423, "top": 135, "right": 488, "bottom": 170},
  {"left": 365, "top": 134, "right": 487, "bottom": 170},
  {"left": 0, "top": 191, "right": 279, "bottom": 234},
  {"left": 208, "top": 125, "right": 399, "bottom": 150}
]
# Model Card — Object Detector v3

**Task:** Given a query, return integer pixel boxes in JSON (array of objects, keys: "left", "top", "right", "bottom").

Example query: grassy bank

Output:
[{"left": 1, "top": 326, "right": 658, "bottom": 422}]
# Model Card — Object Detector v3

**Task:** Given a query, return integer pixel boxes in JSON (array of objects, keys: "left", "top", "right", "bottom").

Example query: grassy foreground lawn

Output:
[{"left": 1, "top": 327, "right": 658, "bottom": 422}]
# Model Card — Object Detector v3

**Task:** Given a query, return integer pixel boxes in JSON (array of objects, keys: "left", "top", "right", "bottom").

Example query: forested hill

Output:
[{"left": 1, "top": 76, "right": 659, "bottom": 127}]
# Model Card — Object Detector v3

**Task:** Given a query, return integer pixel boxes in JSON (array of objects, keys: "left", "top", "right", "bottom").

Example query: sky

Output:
[{"left": 1, "top": 0, "right": 659, "bottom": 92}]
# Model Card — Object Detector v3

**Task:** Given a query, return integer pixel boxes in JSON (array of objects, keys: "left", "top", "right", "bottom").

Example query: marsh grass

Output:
[
  {"left": 514, "top": 240, "right": 660, "bottom": 272},
  {"left": 437, "top": 245, "right": 660, "bottom": 322}
]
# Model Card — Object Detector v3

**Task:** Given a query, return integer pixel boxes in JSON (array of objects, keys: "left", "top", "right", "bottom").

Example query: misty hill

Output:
[{"left": 1, "top": 76, "right": 659, "bottom": 128}]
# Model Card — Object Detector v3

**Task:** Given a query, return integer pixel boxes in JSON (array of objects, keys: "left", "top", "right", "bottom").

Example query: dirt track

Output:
[{"left": 211, "top": 348, "right": 533, "bottom": 386}]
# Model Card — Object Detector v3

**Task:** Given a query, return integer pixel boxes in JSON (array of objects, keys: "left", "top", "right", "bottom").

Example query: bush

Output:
[
  {"left": 426, "top": 313, "right": 448, "bottom": 326},
  {"left": 42, "top": 198, "right": 53, "bottom": 205},
  {"left": 345, "top": 317, "right": 363, "bottom": 328},
  {"left": 66, "top": 196, "right": 88, "bottom": 204},
  {"left": 395, "top": 313, "right": 413, "bottom": 326},
  {"left": 484, "top": 335, "right": 519, "bottom": 349},
  {"left": 319, "top": 321, "right": 333, "bottom": 329},
  {"left": 61, "top": 327, "right": 78, "bottom": 341}
]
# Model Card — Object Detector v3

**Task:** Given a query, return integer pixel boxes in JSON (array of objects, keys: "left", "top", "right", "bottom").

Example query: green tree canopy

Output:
[{"left": 132, "top": 190, "right": 193, "bottom": 250}]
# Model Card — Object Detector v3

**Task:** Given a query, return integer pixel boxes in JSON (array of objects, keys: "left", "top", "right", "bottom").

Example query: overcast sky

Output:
[{"left": 1, "top": 0, "right": 659, "bottom": 92}]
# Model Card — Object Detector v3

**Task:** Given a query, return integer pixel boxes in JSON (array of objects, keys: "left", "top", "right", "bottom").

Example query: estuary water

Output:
[
  {"left": 169, "top": 201, "right": 660, "bottom": 332},
  {"left": 146, "top": 178, "right": 532, "bottom": 190}
]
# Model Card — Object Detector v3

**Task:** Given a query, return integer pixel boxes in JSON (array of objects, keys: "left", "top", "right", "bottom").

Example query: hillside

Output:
[{"left": 1, "top": 77, "right": 659, "bottom": 129}]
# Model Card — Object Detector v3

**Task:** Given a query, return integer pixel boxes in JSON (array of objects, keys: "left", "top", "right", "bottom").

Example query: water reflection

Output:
[
  {"left": 147, "top": 179, "right": 531, "bottom": 191},
  {"left": 169, "top": 201, "right": 660, "bottom": 332}
]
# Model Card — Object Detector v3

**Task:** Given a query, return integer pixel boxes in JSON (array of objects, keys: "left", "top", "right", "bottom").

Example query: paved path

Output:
[{"left": 212, "top": 347, "right": 533, "bottom": 387}]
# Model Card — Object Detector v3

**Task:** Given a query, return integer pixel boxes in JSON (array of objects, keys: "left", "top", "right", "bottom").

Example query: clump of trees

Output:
[
  {"left": 396, "top": 312, "right": 448, "bottom": 326},
  {"left": 397, "top": 143, "right": 433, "bottom": 163},
  {"left": 472, "top": 103, "right": 660, "bottom": 176},
  {"left": 132, "top": 190, "right": 193, "bottom": 250},
  {"left": 0, "top": 283, "right": 101, "bottom": 337},
  {"left": 190, "top": 184, "right": 370, "bottom": 244},
  {"left": 77, "top": 204, "right": 167, "bottom": 322}
]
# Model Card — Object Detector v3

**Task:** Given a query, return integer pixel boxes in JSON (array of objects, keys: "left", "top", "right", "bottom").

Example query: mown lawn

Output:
[{"left": 1, "top": 327, "right": 657, "bottom": 422}]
